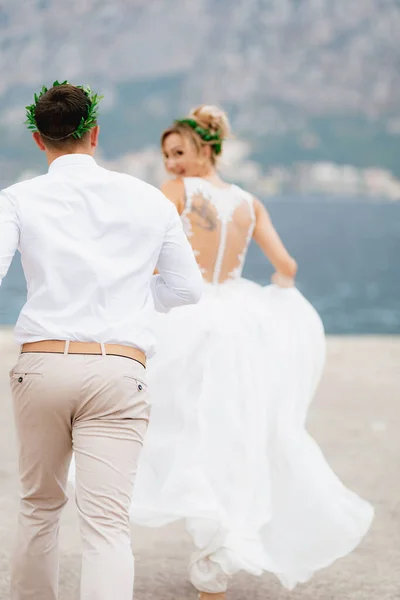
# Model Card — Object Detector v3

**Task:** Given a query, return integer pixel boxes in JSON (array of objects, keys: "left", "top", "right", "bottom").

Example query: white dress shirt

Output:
[{"left": 0, "top": 154, "right": 203, "bottom": 356}]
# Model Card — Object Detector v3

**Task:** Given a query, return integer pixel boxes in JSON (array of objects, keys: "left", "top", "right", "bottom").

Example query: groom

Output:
[{"left": 0, "top": 81, "right": 202, "bottom": 600}]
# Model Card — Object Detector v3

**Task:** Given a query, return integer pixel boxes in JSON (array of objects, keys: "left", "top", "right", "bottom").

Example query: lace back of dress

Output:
[{"left": 182, "top": 178, "right": 255, "bottom": 285}]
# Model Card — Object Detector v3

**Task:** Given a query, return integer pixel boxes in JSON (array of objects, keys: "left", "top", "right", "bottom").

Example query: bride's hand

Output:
[{"left": 271, "top": 272, "right": 295, "bottom": 288}]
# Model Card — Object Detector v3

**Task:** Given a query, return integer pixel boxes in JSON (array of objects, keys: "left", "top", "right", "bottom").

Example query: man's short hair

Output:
[{"left": 34, "top": 84, "right": 91, "bottom": 149}]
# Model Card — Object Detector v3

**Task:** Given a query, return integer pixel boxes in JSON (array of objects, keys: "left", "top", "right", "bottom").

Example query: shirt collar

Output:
[{"left": 48, "top": 154, "right": 98, "bottom": 172}]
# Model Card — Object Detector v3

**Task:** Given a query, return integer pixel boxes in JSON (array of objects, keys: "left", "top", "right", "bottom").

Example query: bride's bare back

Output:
[
  {"left": 181, "top": 178, "right": 255, "bottom": 284},
  {"left": 162, "top": 176, "right": 297, "bottom": 286}
]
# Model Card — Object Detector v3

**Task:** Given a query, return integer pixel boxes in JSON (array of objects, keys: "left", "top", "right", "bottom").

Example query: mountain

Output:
[{"left": 1, "top": 0, "right": 399, "bottom": 188}]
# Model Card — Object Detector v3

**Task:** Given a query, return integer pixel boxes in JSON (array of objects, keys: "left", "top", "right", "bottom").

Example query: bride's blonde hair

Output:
[{"left": 161, "top": 105, "right": 231, "bottom": 165}]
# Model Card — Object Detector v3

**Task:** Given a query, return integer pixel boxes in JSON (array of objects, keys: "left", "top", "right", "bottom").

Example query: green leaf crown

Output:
[
  {"left": 175, "top": 118, "right": 223, "bottom": 155},
  {"left": 25, "top": 80, "right": 103, "bottom": 140}
]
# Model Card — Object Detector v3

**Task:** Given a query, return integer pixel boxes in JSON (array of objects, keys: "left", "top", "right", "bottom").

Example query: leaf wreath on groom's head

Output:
[{"left": 25, "top": 80, "right": 103, "bottom": 140}]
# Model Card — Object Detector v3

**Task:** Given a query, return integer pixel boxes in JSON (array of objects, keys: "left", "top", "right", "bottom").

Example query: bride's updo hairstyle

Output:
[{"left": 161, "top": 104, "right": 231, "bottom": 164}]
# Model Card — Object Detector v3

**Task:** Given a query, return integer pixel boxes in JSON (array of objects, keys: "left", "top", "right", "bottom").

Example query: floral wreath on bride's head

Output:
[
  {"left": 24, "top": 80, "right": 103, "bottom": 140},
  {"left": 173, "top": 118, "right": 223, "bottom": 155},
  {"left": 161, "top": 104, "right": 231, "bottom": 167}
]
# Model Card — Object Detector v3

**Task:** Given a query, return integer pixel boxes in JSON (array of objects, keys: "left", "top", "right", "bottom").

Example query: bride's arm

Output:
[
  {"left": 252, "top": 198, "right": 297, "bottom": 286},
  {"left": 152, "top": 180, "right": 186, "bottom": 275},
  {"left": 161, "top": 179, "right": 185, "bottom": 215}
]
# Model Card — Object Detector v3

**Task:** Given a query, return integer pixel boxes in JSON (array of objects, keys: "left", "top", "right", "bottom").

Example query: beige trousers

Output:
[{"left": 10, "top": 351, "right": 150, "bottom": 600}]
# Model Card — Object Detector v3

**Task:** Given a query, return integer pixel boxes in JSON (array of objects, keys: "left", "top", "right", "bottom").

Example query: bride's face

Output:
[{"left": 162, "top": 133, "right": 211, "bottom": 177}]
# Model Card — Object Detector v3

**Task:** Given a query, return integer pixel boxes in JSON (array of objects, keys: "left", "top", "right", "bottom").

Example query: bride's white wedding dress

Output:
[
  {"left": 129, "top": 178, "right": 373, "bottom": 592},
  {"left": 69, "top": 177, "right": 373, "bottom": 592}
]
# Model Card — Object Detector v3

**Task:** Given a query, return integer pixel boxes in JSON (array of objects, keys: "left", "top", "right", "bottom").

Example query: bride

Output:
[
  {"left": 68, "top": 105, "right": 373, "bottom": 598},
  {"left": 130, "top": 105, "right": 373, "bottom": 598}
]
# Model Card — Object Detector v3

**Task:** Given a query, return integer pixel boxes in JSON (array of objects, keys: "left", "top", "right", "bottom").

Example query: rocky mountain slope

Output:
[{"left": 1, "top": 0, "right": 399, "bottom": 186}]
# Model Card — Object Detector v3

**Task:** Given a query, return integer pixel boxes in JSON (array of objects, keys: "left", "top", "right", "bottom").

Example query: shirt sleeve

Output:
[
  {"left": 0, "top": 191, "right": 20, "bottom": 287},
  {"left": 150, "top": 205, "right": 203, "bottom": 313}
]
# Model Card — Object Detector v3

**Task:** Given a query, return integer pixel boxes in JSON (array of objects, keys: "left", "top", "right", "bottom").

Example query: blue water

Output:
[{"left": 1, "top": 200, "right": 399, "bottom": 334}]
